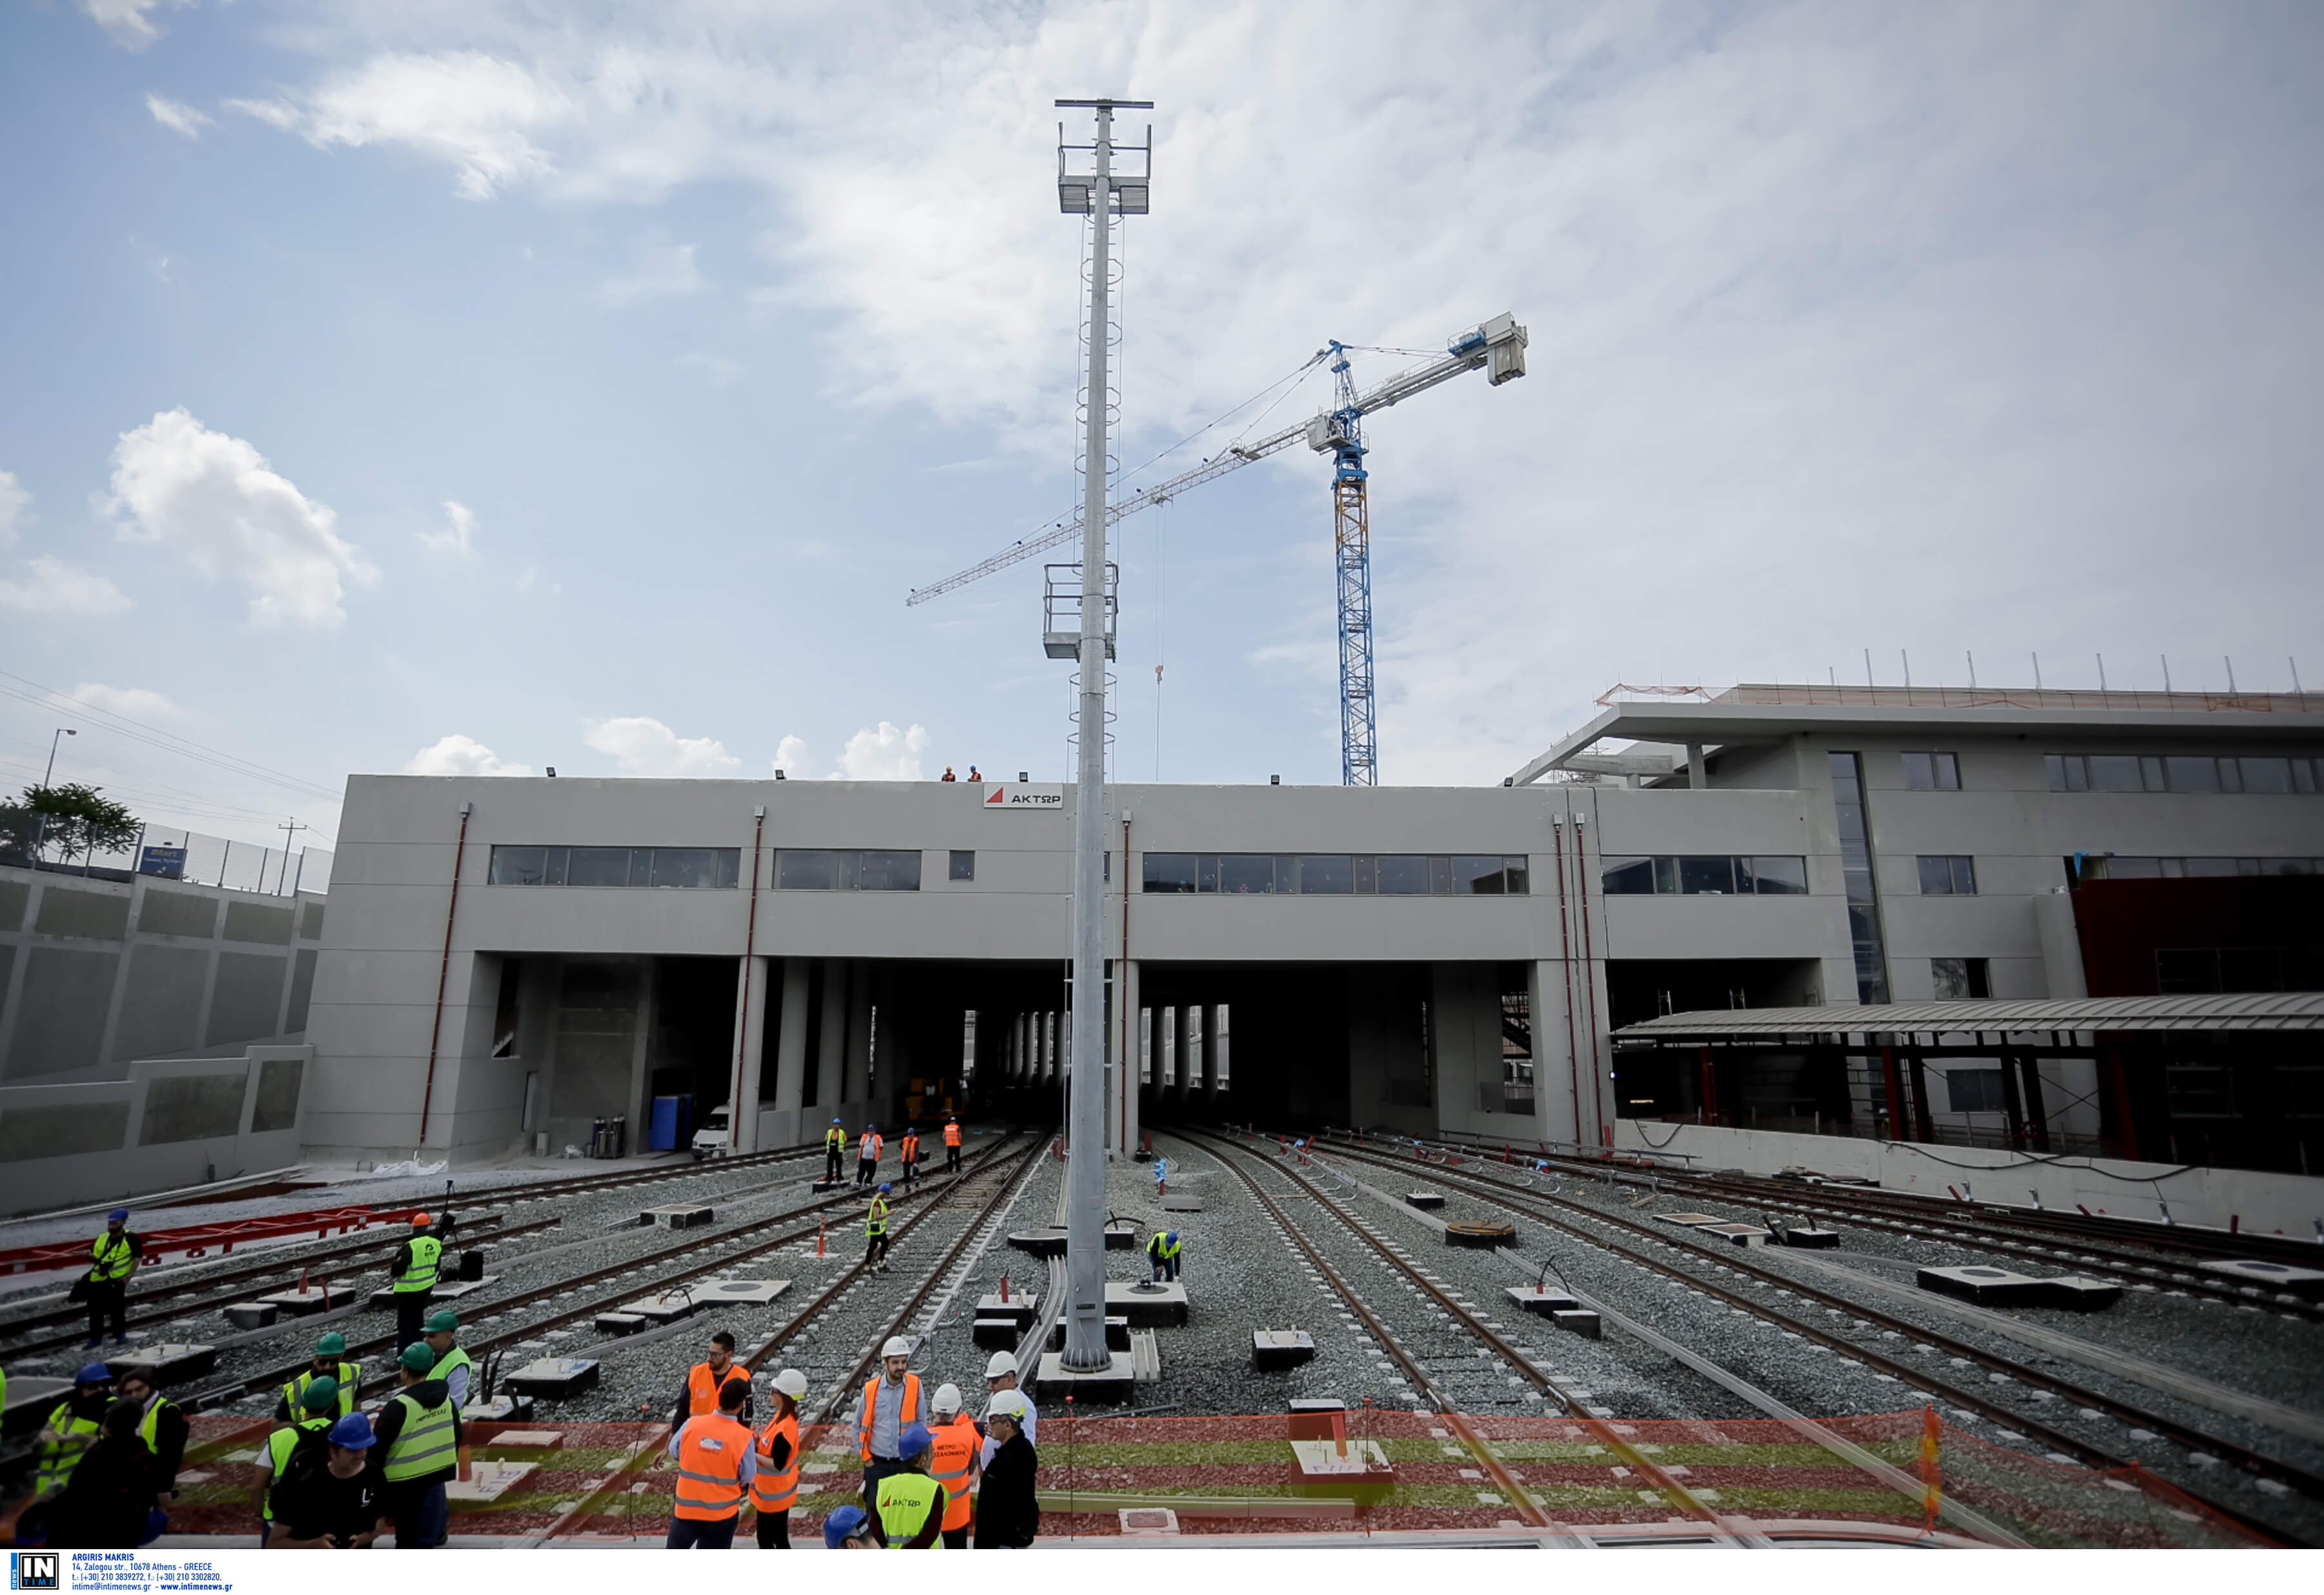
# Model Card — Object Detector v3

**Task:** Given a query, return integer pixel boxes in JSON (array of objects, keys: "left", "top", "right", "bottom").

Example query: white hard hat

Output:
[
  {"left": 985, "top": 1390, "right": 1028, "bottom": 1421},
  {"left": 984, "top": 1350, "right": 1018, "bottom": 1379},
  {"left": 882, "top": 1336, "right": 913, "bottom": 1359},
  {"left": 931, "top": 1381, "right": 962, "bottom": 1414},
  {"left": 771, "top": 1368, "right": 808, "bottom": 1398}
]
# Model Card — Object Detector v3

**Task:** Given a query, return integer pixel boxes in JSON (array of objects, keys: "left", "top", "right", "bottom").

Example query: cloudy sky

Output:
[{"left": 3, "top": 1, "right": 2319, "bottom": 857}]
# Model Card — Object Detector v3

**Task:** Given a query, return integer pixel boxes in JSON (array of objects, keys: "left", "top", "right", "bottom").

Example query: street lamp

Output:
[{"left": 42, "top": 727, "right": 75, "bottom": 789}]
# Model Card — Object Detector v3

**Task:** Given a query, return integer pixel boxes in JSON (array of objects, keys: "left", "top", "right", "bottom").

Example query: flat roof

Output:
[
  {"left": 1509, "top": 684, "right": 2324, "bottom": 786},
  {"left": 1614, "top": 991, "right": 2324, "bottom": 1038}
]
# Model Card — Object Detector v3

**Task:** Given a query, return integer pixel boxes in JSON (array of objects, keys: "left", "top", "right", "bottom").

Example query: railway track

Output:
[
  {"left": 1303, "top": 1130, "right": 2318, "bottom": 1543},
  {"left": 522, "top": 1134, "right": 1046, "bottom": 1545},
  {"left": 1178, "top": 1126, "right": 2014, "bottom": 1547}
]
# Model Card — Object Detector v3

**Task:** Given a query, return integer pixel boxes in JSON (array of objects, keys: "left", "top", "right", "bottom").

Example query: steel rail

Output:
[
  {"left": 1186, "top": 1128, "right": 1771, "bottom": 1546},
  {"left": 402, "top": 1140, "right": 828, "bottom": 1209},
  {"left": 1314, "top": 1133, "right": 2312, "bottom": 1541}
]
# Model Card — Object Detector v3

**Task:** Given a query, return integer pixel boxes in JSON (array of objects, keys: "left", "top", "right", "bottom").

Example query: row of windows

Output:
[
  {"left": 488, "top": 846, "right": 743, "bottom": 889},
  {"left": 2077, "top": 855, "right": 2324, "bottom": 880},
  {"left": 2156, "top": 946, "right": 2324, "bottom": 995},
  {"left": 2046, "top": 753, "right": 2321, "bottom": 795},
  {"left": 1601, "top": 855, "right": 1809, "bottom": 896},
  {"left": 776, "top": 849, "right": 924, "bottom": 891},
  {"left": 1142, "top": 853, "right": 1528, "bottom": 896}
]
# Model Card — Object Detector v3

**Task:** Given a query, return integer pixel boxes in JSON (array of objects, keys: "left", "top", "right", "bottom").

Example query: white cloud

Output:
[
  {"left": 0, "top": 472, "right": 28, "bottom": 547},
  {"left": 419, "top": 500, "right": 479, "bottom": 558},
  {"left": 678, "top": 350, "right": 744, "bottom": 387},
  {"left": 582, "top": 716, "right": 741, "bottom": 777},
  {"left": 145, "top": 95, "right": 212, "bottom": 139},
  {"left": 771, "top": 735, "right": 808, "bottom": 777},
  {"left": 81, "top": 0, "right": 186, "bottom": 50},
  {"left": 832, "top": 722, "right": 929, "bottom": 782},
  {"left": 594, "top": 244, "right": 706, "bottom": 309},
  {"left": 0, "top": 556, "right": 133, "bottom": 617},
  {"left": 71, "top": 683, "right": 181, "bottom": 721},
  {"left": 104, "top": 408, "right": 376, "bottom": 629},
  {"left": 403, "top": 733, "right": 533, "bottom": 778}
]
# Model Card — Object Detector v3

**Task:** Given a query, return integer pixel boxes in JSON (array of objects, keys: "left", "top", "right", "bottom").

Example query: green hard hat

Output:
[
  {"left": 423, "top": 1310, "right": 459, "bottom": 1335},
  {"left": 398, "top": 1343, "right": 436, "bottom": 1374},
  {"left": 315, "top": 1332, "right": 347, "bottom": 1356},
  {"left": 301, "top": 1376, "right": 341, "bottom": 1412}
]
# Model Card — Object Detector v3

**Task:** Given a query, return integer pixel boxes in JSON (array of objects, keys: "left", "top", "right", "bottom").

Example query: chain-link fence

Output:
[{"left": 0, "top": 822, "right": 330, "bottom": 895}]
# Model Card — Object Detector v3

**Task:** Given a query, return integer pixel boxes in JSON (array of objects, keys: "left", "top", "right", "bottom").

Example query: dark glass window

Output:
[
  {"left": 2086, "top": 755, "right": 2143, "bottom": 792},
  {"left": 2139, "top": 755, "right": 2167, "bottom": 791},
  {"left": 566, "top": 847, "right": 632, "bottom": 886},
  {"left": 488, "top": 846, "right": 549, "bottom": 886},
  {"left": 491, "top": 845, "right": 737, "bottom": 888},
  {"left": 2045, "top": 754, "right": 2088, "bottom": 792},
  {"left": 2165, "top": 1064, "right": 2237, "bottom": 1119},
  {"left": 2165, "top": 756, "right": 2221, "bottom": 793},
  {"left": 1917, "top": 855, "right": 1977, "bottom": 895},
  {"left": 1375, "top": 855, "right": 1432, "bottom": 895},
  {"left": 1218, "top": 855, "right": 1276, "bottom": 894},
  {"left": 1353, "top": 855, "right": 1377, "bottom": 894},
  {"left": 1196, "top": 854, "right": 1219, "bottom": 892},
  {"left": 1945, "top": 1068, "right": 2006, "bottom": 1113},
  {"left": 1932, "top": 956, "right": 1990, "bottom": 999},
  {"left": 851, "top": 851, "right": 922, "bottom": 891},
  {"left": 950, "top": 849, "right": 975, "bottom": 882},
  {"left": 650, "top": 848, "right": 717, "bottom": 889},
  {"left": 2237, "top": 757, "right": 2293, "bottom": 794},
  {"left": 1677, "top": 856, "right": 1736, "bottom": 895},
  {"left": 1602, "top": 856, "right": 1655, "bottom": 895},
  {"left": 1143, "top": 853, "right": 1199, "bottom": 893},
  {"left": 2297, "top": 760, "right": 2319, "bottom": 794},
  {"left": 1902, "top": 752, "right": 1961, "bottom": 791},
  {"left": 1748, "top": 856, "right": 1807, "bottom": 895},
  {"left": 777, "top": 850, "right": 835, "bottom": 889},
  {"left": 1300, "top": 855, "right": 1356, "bottom": 895},
  {"left": 1451, "top": 855, "right": 1516, "bottom": 895}
]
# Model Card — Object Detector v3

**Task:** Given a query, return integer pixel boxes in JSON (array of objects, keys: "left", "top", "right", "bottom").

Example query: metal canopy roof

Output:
[{"left": 1615, "top": 991, "right": 2324, "bottom": 1038}]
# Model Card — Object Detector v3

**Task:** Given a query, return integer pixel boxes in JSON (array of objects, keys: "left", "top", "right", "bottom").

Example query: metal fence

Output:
[{"left": 3, "top": 822, "right": 331, "bottom": 895}]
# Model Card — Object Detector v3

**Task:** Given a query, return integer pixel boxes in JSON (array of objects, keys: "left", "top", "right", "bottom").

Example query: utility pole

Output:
[
  {"left": 1057, "top": 96, "right": 1150, "bottom": 1374},
  {"left": 276, "top": 818, "right": 308, "bottom": 894}
]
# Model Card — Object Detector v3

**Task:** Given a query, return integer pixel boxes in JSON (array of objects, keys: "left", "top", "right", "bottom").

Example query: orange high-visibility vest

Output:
[
  {"left": 673, "top": 1413, "right": 752, "bottom": 1521},
  {"left": 749, "top": 1411, "right": 801, "bottom": 1515},
  {"left": 928, "top": 1414, "right": 979, "bottom": 1531},
  {"left": 686, "top": 1362, "right": 735, "bottom": 1417},
  {"left": 899, "top": 1133, "right": 920, "bottom": 1164},
  {"left": 860, "top": 1132, "right": 882, "bottom": 1161},
  {"left": 943, "top": 1123, "right": 961, "bottom": 1148},
  {"left": 857, "top": 1372, "right": 921, "bottom": 1463}
]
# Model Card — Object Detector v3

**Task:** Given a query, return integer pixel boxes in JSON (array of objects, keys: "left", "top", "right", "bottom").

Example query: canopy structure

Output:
[{"left": 1613, "top": 992, "right": 2324, "bottom": 1039}]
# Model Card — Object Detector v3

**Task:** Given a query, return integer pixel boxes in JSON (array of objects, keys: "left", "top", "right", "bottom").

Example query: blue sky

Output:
[{"left": 3, "top": 1, "right": 2319, "bottom": 855}]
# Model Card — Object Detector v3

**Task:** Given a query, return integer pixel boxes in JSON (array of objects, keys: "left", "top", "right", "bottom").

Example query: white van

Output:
[{"left": 691, "top": 1106, "right": 732, "bottom": 1159}]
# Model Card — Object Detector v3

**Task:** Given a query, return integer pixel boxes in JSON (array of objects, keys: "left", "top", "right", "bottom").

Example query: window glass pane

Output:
[
  {"left": 1218, "top": 855, "right": 1276, "bottom": 894},
  {"left": 2087, "top": 755, "right": 2143, "bottom": 792},
  {"left": 2158, "top": 856, "right": 2185, "bottom": 877},
  {"left": 2181, "top": 856, "right": 2237, "bottom": 877},
  {"left": 1198, "top": 855, "right": 1219, "bottom": 893},
  {"left": 629, "top": 848, "right": 657, "bottom": 887},
  {"left": 1677, "top": 856, "right": 1735, "bottom": 894},
  {"left": 714, "top": 849, "right": 741, "bottom": 889},
  {"left": 1431, "top": 856, "right": 1455, "bottom": 895},
  {"left": 2044, "top": 754, "right": 2070, "bottom": 791},
  {"left": 2140, "top": 755, "right": 2167, "bottom": 791},
  {"left": 566, "top": 847, "right": 631, "bottom": 887},
  {"left": 2155, "top": 950, "right": 2218, "bottom": 993},
  {"left": 489, "top": 846, "right": 548, "bottom": 886},
  {"left": 2219, "top": 948, "right": 2283, "bottom": 992},
  {"left": 650, "top": 848, "right": 717, "bottom": 889},
  {"left": 2165, "top": 756, "right": 2221, "bottom": 793},
  {"left": 1300, "top": 855, "right": 1356, "bottom": 894},
  {"left": 1377, "top": 855, "right": 1433, "bottom": 895},
  {"left": 1827, "top": 751, "right": 1859, "bottom": 794},
  {"left": 2237, "top": 757, "right": 2292, "bottom": 794},
  {"left": 1353, "top": 855, "right": 1377, "bottom": 894},
  {"left": 2165, "top": 1064, "right": 2237, "bottom": 1117},
  {"left": 1917, "top": 856, "right": 1953, "bottom": 895},
  {"left": 1935, "top": 753, "right": 1960, "bottom": 790},
  {"left": 2218, "top": 758, "right": 2243, "bottom": 793},
  {"left": 777, "top": 849, "right": 835, "bottom": 889},
  {"left": 1945, "top": 1068, "right": 2005, "bottom": 1112},
  {"left": 1450, "top": 855, "right": 1509, "bottom": 894},
  {"left": 855, "top": 850, "right": 922, "bottom": 891},
  {"left": 1902, "top": 753, "right": 1935, "bottom": 790},
  {"left": 1143, "top": 853, "right": 1198, "bottom": 893},
  {"left": 1502, "top": 857, "right": 1529, "bottom": 894},
  {"left": 1848, "top": 904, "right": 1882, "bottom": 945},
  {"left": 950, "top": 849, "right": 976, "bottom": 882},
  {"left": 1601, "top": 856, "right": 1656, "bottom": 895},
  {"left": 2106, "top": 855, "right": 2161, "bottom": 878},
  {"left": 1276, "top": 857, "right": 1300, "bottom": 894},
  {"left": 2296, "top": 760, "right": 2319, "bottom": 794},
  {"left": 1952, "top": 856, "right": 1977, "bottom": 895},
  {"left": 1749, "top": 856, "right": 1807, "bottom": 894},
  {"left": 541, "top": 846, "right": 567, "bottom": 886}
]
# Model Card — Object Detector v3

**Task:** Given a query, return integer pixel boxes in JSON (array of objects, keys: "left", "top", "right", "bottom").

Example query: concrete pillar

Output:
[
  {"left": 627, "top": 960, "right": 657, "bottom": 1147},
  {"left": 1187, "top": 1004, "right": 1207, "bottom": 1099},
  {"left": 814, "top": 958, "right": 848, "bottom": 1113},
  {"left": 1686, "top": 742, "right": 1706, "bottom": 788},
  {"left": 1204, "top": 1003, "right": 1223, "bottom": 1101},
  {"left": 846, "top": 962, "right": 873, "bottom": 1106},
  {"left": 1114, "top": 960, "right": 1141, "bottom": 1153},
  {"left": 731, "top": 954, "right": 772, "bottom": 1150},
  {"left": 771, "top": 957, "right": 810, "bottom": 1142},
  {"left": 1528, "top": 958, "right": 1578, "bottom": 1148}
]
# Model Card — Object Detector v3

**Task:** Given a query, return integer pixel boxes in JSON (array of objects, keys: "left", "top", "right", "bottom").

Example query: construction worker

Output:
[
  {"left": 973, "top": 1390, "right": 1039, "bottom": 1548},
  {"left": 856, "top": 1335, "right": 921, "bottom": 1505},
  {"left": 276, "top": 1332, "right": 361, "bottom": 1423},
  {"left": 34, "top": 1363, "right": 114, "bottom": 1499},
  {"left": 1147, "top": 1228, "right": 1182, "bottom": 1284},
  {"left": 924, "top": 1383, "right": 979, "bottom": 1549},
  {"left": 265, "top": 1414, "right": 383, "bottom": 1550},
  {"left": 748, "top": 1368, "right": 807, "bottom": 1549},
  {"left": 1153, "top": 1154, "right": 1169, "bottom": 1198},
  {"left": 865, "top": 1184, "right": 893, "bottom": 1273},
  {"left": 870, "top": 1424, "right": 943, "bottom": 1548},
  {"left": 665, "top": 1374, "right": 754, "bottom": 1549},
  {"left": 822, "top": 1504, "right": 875, "bottom": 1549},
  {"left": 824, "top": 1117, "right": 848, "bottom": 1183},
  {"left": 978, "top": 1351, "right": 1037, "bottom": 1467},
  {"left": 673, "top": 1330, "right": 751, "bottom": 1426},
  {"left": 374, "top": 1341, "right": 463, "bottom": 1549},
  {"left": 42, "top": 1399, "right": 155, "bottom": 1549},
  {"left": 251, "top": 1377, "right": 339, "bottom": 1546},
  {"left": 855, "top": 1124, "right": 882, "bottom": 1188},
  {"left": 942, "top": 1117, "right": 963, "bottom": 1174},
  {"left": 83, "top": 1207, "right": 139, "bottom": 1348},
  {"left": 898, "top": 1126, "right": 921, "bottom": 1188},
  {"left": 116, "top": 1365, "right": 188, "bottom": 1509},
  {"left": 421, "top": 1312, "right": 473, "bottom": 1412},
  {"left": 389, "top": 1212, "right": 443, "bottom": 1356}
]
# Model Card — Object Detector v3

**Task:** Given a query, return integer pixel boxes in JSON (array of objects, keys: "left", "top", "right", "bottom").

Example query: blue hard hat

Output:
[
  {"left": 898, "top": 1423, "right": 933, "bottom": 1458},
  {"left": 328, "top": 1414, "right": 376, "bottom": 1449},
  {"left": 76, "top": 1362, "right": 112, "bottom": 1385},
  {"left": 832, "top": 1117, "right": 842, "bottom": 1124},
  {"left": 822, "top": 1504, "right": 869, "bottom": 1548},
  {"left": 878, "top": 1183, "right": 892, "bottom": 1194},
  {"left": 1167, "top": 1231, "right": 1178, "bottom": 1245},
  {"left": 107, "top": 1208, "right": 129, "bottom": 1223}
]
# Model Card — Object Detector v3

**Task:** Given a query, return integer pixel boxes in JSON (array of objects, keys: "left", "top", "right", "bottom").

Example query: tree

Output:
[{"left": 18, "top": 783, "right": 140, "bottom": 867}]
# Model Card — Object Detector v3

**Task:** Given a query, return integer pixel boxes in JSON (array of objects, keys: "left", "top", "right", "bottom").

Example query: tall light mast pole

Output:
[{"left": 1056, "top": 96, "right": 1149, "bottom": 1373}]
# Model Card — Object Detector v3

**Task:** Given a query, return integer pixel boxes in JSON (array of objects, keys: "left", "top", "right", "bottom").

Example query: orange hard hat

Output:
[{"left": 410, "top": 1212, "right": 432, "bottom": 1227}]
